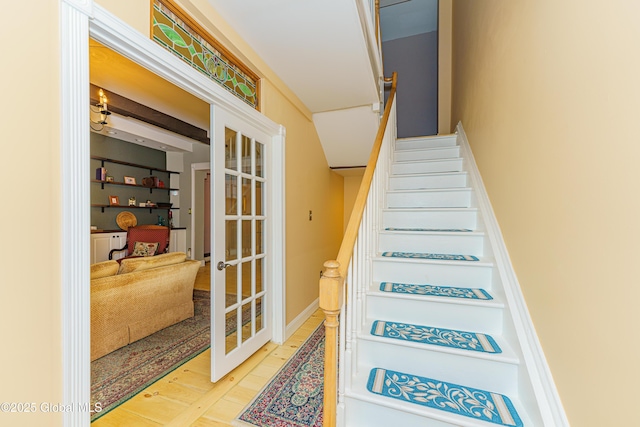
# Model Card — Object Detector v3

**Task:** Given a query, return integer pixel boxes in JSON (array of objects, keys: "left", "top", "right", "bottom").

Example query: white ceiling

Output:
[
  {"left": 205, "top": 0, "right": 380, "bottom": 114},
  {"left": 91, "top": 1, "right": 438, "bottom": 166}
]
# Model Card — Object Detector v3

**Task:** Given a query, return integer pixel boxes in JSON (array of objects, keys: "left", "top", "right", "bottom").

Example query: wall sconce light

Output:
[{"left": 90, "top": 88, "right": 112, "bottom": 131}]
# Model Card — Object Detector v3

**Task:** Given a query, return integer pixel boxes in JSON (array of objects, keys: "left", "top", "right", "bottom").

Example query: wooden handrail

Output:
[
  {"left": 336, "top": 71, "right": 396, "bottom": 276},
  {"left": 319, "top": 72, "right": 397, "bottom": 427}
]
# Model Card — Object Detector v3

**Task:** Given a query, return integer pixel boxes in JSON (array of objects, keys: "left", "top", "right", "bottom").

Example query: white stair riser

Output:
[
  {"left": 344, "top": 396, "right": 459, "bottom": 427},
  {"left": 394, "top": 146, "right": 460, "bottom": 162},
  {"left": 387, "top": 190, "right": 471, "bottom": 209},
  {"left": 341, "top": 131, "right": 548, "bottom": 427},
  {"left": 356, "top": 339, "right": 518, "bottom": 394},
  {"left": 391, "top": 159, "right": 463, "bottom": 175},
  {"left": 396, "top": 136, "right": 457, "bottom": 151},
  {"left": 382, "top": 209, "right": 478, "bottom": 230},
  {"left": 373, "top": 259, "right": 493, "bottom": 288},
  {"left": 388, "top": 173, "right": 467, "bottom": 190},
  {"left": 378, "top": 232, "right": 484, "bottom": 256},
  {"left": 366, "top": 295, "right": 502, "bottom": 333}
]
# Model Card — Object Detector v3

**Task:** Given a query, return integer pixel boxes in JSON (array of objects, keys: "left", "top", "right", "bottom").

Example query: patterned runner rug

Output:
[
  {"left": 235, "top": 324, "right": 325, "bottom": 427},
  {"left": 90, "top": 289, "right": 211, "bottom": 421},
  {"left": 367, "top": 368, "right": 523, "bottom": 426},
  {"left": 371, "top": 320, "right": 502, "bottom": 353},
  {"left": 382, "top": 251, "right": 479, "bottom": 261}
]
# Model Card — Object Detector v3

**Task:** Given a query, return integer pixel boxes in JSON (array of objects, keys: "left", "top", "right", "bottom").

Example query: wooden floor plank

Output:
[
  {"left": 93, "top": 305, "right": 324, "bottom": 427},
  {"left": 201, "top": 397, "right": 247, "bottom": 422},
  {"left": 163, "top": 341, "right": 279, "bottom": 427},
  {"left": 115, "top": 394, "right": 189, "bottom": 425},
  {"left": 137, "top": 380, "right": 205, "bottom": 406},
  {"left": 190, "top": 417, "right": 231, "bottom": 427}
]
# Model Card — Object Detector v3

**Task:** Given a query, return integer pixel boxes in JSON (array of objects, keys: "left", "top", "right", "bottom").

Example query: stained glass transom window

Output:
[{"left": 152, "top": 0, "right": 259, "bottom": 109}]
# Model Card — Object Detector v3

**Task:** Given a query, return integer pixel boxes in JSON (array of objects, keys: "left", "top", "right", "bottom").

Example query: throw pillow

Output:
[{"left": 131, "top": 241, "right": 159, "bottom": 257}]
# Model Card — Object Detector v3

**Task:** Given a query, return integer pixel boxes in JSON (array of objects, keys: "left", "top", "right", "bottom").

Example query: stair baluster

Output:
[{"left": 319, "top": 73, "right": 398, "bottom": 427}]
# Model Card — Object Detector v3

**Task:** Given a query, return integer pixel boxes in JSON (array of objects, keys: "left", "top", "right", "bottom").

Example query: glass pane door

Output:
[{"left": 212, "top": 108, "right": 270, "bottom": 381}]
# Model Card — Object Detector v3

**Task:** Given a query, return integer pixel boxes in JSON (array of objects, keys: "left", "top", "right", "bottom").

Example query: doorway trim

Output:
[
  {"left": 61, "top": 2, "right": 285, "bottom": 424},
  {"left": 191, "top": 162, "right": 211, "bottom": 265}
]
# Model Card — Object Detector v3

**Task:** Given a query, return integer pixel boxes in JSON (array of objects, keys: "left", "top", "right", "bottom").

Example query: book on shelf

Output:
[{"left": 95, "top": 167, "right": 106, "bottom": 181}]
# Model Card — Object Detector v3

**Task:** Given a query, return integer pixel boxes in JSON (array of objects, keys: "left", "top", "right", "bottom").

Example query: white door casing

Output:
[
  {"left": 61, "top": 3, "right": 286, "bottom": 424},
  {"left": 191, "top": 162, "right": 211, "bottom": 264}
]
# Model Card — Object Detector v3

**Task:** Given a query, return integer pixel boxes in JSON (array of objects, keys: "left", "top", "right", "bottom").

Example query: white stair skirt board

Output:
[{"left": 340, "top": 127, "right": 568, "bottom": 426}]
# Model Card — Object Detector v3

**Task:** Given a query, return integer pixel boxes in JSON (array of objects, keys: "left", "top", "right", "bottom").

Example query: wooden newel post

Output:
[{"left": 319, "top": 260, "right": 344, "bottom": 427}]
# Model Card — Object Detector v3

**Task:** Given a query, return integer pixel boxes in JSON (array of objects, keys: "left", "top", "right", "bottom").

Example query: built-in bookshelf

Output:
[{"left": 92, "top": 156, "right": 179, "bottom": 212}]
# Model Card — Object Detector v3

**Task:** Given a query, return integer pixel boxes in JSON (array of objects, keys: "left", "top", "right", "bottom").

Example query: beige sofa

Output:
[{"left": 90, "top": 252, "right": 201, "bottom": 361}]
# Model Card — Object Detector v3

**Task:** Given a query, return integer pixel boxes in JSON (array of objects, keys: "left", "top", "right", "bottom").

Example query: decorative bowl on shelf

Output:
[
  {"left": 116, "top": 211, "right": 137, "bottom": 230},
  {"left": 157, "top": 202, "right": 173, "bottom": 208}
]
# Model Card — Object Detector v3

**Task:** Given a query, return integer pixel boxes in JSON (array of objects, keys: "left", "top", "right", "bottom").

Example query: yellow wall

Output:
[
  {"left": 437, "top": 0, "right": 452, "bottom": 134},
  {"left": 0, "top": 1, "right": 62, "bottom": 425},
  {"left": 343, "top": 173, "right": 364, "bottom": 233},
  {"left": 451, "top": 2, "right": 640, "bottom": 425},
  {"left": 0, "top": 2, "right": 342, "bottom": 425},
  {"left": 260, "top": 80, "right": 344, "bottom": 323},
  {"left": 96, "top": 0, "right": 345, "bottom": 322}
]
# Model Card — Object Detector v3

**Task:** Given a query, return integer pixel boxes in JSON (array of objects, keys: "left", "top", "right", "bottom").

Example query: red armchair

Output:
[{"left": 109, "top": 225, "right": 171, "bottom": 261}]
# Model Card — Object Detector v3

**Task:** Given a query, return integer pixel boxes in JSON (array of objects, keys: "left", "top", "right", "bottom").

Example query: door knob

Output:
[{"left": 217, "top": 261, "right": 231, "bottom": 271}]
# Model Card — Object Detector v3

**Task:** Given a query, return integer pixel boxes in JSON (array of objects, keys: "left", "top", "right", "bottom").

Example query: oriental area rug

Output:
[
  {"left": 234, "top": 324, "right": 325, "bottom": 427},
  {"left": 90, "top": 289, "right": 211, "bottom": 421}
]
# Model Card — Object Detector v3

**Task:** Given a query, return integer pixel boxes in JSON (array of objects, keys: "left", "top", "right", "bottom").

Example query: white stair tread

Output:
[
  {"left": 389, "top": 171, "right": 467, "bottom": 178},
  {"left": 368, "top": 282, "right": 503, "bottom": 309},
  {"left": 388, "top": 172, "right": 469, "bottom": 190},
  {"left": 380, "top": 229, "right": 483, "bottom": 236},
  {"left": 387, "top": 187, "right": 471, "bottom": 194},
  {"left": 374, "top": 253, "right": 494, "bottom": 267},
  {"left": 382, "top": 207, "right": 480, "bottom": 226},
  {"left": 346, "top": 366, "right": 532, "bottom": 427},
  {"left": 394, "top": 148, "right": 461, "bottom": 163},
  {"left": 396, "top": 135, "right": 457, "bottom": 150},
  {"left": 392, "top": 157, "right": 462, "bottom": 165},
  {"left": 339, "top": 131, "right": 550, "bottom": 426},
  {"left": 396, "top": 145, "right": 458, "bottom": 153},
  {"left": 359, "top": 319, "right": 519, "bottom": 364},
  {"left": 382, "top": 207, "right": 478, "bottom": 212}
]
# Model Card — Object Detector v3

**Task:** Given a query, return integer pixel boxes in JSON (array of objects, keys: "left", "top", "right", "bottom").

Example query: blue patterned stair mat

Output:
[
  {"left": 385, "top": 228, "right": 472, "bottom": 232},
  {"left": 382, "top": 251, "right": 479, "bottom": 261},
  {"left": 367, "top": 368, "right": 523, "bottom": 426},
  {"left": 380, "top": 282, "right": 492, "bottom": 300},
  {"left": 371, "top": 320, "right": 501, "bottom": 353}
]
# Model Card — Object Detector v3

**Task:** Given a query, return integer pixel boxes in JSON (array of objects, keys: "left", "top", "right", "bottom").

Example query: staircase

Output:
[{"left": 338, "top": 127, "right": 567, "bottom": 426}]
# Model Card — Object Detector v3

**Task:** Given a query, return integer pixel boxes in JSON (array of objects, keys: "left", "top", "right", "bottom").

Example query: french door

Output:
[{"left": 211, "top": 107, "right": 272, "bottom": 381}]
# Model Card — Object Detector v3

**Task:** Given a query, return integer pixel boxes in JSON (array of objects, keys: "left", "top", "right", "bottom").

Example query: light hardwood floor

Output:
[{"left": 92, "top": 263, "right": 324, "bottom": 426}]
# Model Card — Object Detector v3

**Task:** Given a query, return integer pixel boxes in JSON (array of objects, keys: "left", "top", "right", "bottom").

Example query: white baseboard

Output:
[
  {"left": 456, "top": 122, "right": 569, "bottom": 426},
  {"left": 284, "top": 298, "right": 319, "bottom": 341}
]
